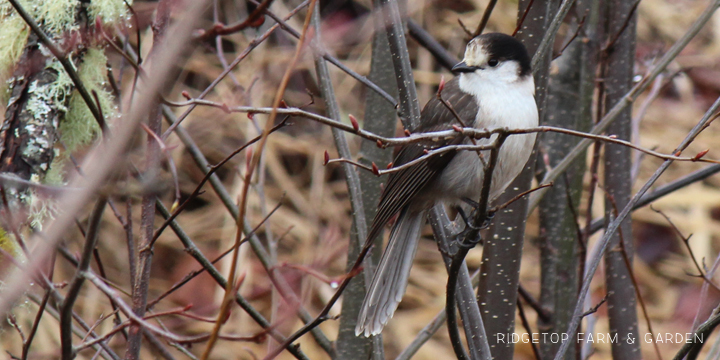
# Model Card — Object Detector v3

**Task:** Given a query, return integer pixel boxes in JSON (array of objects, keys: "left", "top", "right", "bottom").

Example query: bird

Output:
[{"left": 355, "top": 33, "right": 539, "bottom": 337}]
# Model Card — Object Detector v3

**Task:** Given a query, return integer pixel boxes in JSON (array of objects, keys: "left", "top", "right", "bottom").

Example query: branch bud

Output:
[
  {"left": 349, "top": 114, "right": 359, "bottom": 132},
  {"left": 693, "top": 149, "right": 709, "bottom": 161},
  {"left": 246, "top": 148, "right": 253, "bottom": 172}
]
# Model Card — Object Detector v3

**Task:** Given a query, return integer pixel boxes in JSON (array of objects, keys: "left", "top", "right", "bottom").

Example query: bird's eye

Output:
[{"left": 488, "top": 59, "right": 499, "bottom": 67}]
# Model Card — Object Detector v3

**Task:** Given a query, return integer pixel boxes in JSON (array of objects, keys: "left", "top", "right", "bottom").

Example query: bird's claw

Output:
[{"left": 453, "top": 205, "right": 496, "bottom": 249}]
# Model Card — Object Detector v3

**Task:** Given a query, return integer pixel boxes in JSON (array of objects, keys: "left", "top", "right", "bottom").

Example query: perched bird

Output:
[{"left": 356, "top": 33, "right": 539, "bottom": 337}]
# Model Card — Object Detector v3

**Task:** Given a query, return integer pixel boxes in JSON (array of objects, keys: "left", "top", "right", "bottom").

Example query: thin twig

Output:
[
  {"left": 23, "top": 292, "right": 120, "bottom": 360},
  {"left": 161, "top": 109, "right": 332, "bottom": 357},
  {"left": 83, "top": 272, "right": 258, "bottom": 344},
  {"left": 0, "top": 246, "right": 120, "bottom": 360},
  {"left": 587, "top": 163, "right": 720, "bottom": 234},
  {"left": 673, "top": 306, "right": 720, "bottom": 360},
  {"left": 518, "top": 284, "right": 551, "bottom": 322},
  {"left": 148, "top": 200, "right": 284, "bottom": 310},
  {"left": 407, "top": 19, "right": 459, "bottom": 70},
  {"left": 310, "top": 3, "right": 374, "bottom": 355},
  {"left": 60, "top": 198, "right": 108, "bottom": 359},
  {"left": 197, "top": 0, "right": 275, "bottom": 39},
  {"left": 600, "top": 182, "right": 663, "bottom": 360},
  {"left": 251, "top": 0, "right": 398, "bottom": 106},
  {"left": 530, "top": 0, "right": 576, "bottom": 71},
  {"left": 168, "top": 100, "right": 720, "bottom": 165},
  {"left": 580, "top": 295, "right": 607, "bottom": 318},
  {"left": 603, "top": 0, "right": 642, "bottom": 52},
  {"left": 529, "top": 0, "right": 720, "bottom": 214},
  {"left": 395, "top": 268, "right": 482, "bottom": 360},
  {"left": 553, "top": 11, "right": 588, "bottom": 60},
  {"left": 652, "top": 206, "right": 720, "bottom": 292},
  {"left": 140, "top": 123, "right": 181, "bottom": 211},
  {"left": 151, "top": 119, "right": 289, "bottom": 244},
  {"left": 473, "top": 0, "right": 498, "bottom": 37},
  {"left": 554, "top": 93, "right": 720, "bottom": 360},
  {"left": 155, "top": 201, "right": 311, "bottom": 360},
  {"left": 513, "top": 0, "right": 535, "bottom": 36},
  {"left": 517, "top": 299, "right": 543, "bottom": 360},
  {"left": 457, "top": 18, "right": 474, "bottom": 38},
  {"left": 161, "top": 0, "right": 310, "bottom": 139},
  {"left": 201, "top": 2, "right": 317, "bottom": 357},
  {"left": 127, "top": 2, "right": 174, "bottom": 356},
  {"left": 0, "top": 0, "right": 207, "bottom": 319},
  {"left": 446, "top": 134, "right": 506, "bottom": 360},
  {"left": 491, "top": 183, "right": 553, "bottom": 213},
  {"left": 22, "top": 290, "right": 51, "bottom": 359}
]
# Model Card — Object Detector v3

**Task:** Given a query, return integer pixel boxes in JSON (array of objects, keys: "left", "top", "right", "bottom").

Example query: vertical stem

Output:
[
  {"left": 60, "top": 198, "right": 108, "bottom": 360},
  {"left": 126, "top": 2, "right": 172, "bottom": 358},
  {"left": 162, "top": 108, "right": 334, "bottom": 356},
  {"left": 310, "top": 3, "right": 379, "bottom": 358},
  {"left": 537, "top": 6, "right": 595, "bottom": 355},
  {"left": 155, "top": 201, "right": 311, "bottom": 360},
  {"left": 378, "top": 0, "right": 421, "bottom": 129},
  {"left": 334, "top": 6, "right": 397, "bottom": 359},
  {"left": 429, "top": 206, "right": 490, "bottom": 359},
  {"left": 376, "top": 0, "right": 490, "bottom": 356},
  {"left": 477, "top": 1, "right": 558, "bottom": 358},
  {"left": 602, "top": 0, "right": 640, "bottom": 358}
]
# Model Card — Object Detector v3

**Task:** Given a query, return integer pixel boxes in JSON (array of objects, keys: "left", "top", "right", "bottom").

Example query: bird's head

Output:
[{"left": 452, "top": 33, "right": 532, "bottom": 85}]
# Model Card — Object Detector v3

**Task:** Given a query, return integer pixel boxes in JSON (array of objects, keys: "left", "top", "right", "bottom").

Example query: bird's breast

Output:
[{"left": 431, "top": 78, "right": 538, "bottom": 206}]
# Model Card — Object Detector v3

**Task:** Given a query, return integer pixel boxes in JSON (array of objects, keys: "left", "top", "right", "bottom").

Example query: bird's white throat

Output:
[{"left": 458, "top": 71, "right": 538, "bottom": 131}]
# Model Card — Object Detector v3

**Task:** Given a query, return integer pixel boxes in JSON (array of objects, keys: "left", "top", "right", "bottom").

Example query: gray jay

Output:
[{"left": 356, "top": 33, "right": 538, "bottom": 337}]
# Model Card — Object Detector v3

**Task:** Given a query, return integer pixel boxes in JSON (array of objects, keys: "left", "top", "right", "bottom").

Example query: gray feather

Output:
[{"left": 355, "top": 207, "right": 426, "bottom": 337}]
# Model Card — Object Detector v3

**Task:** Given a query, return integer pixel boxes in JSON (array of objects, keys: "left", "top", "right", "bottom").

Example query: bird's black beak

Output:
[{"left": 452, "top": 62, "right": 480, "bottom": 74}]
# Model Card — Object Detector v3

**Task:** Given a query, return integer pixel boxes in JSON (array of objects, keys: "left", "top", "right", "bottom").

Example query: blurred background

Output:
[{"left": 2, "top": 0, "right": 720, "bottom": 359}]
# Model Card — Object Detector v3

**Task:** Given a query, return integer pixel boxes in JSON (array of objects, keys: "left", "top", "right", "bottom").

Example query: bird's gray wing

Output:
[{"left": 365, "top": 77, "right": 479, "bottom": 243}]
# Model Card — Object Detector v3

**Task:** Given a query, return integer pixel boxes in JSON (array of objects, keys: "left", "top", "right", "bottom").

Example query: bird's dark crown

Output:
[{"left": 471, "top": 33, "right": 531, "bottom": 77}]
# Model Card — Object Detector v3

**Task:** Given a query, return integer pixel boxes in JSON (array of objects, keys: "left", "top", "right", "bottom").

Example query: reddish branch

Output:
[
  {"left": 200, "top": 1, "right": 317, "bottom": 358},
  {"left": 196, "top": 0, "right": 275, "bottom": 40}
]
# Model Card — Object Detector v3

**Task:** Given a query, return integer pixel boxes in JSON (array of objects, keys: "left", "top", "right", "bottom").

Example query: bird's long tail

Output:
[{"left": 356, "top": 207, "right": 426, "bottom": 337}]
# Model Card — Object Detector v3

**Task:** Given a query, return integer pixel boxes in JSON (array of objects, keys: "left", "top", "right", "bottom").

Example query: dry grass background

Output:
[{"left": 2, "top": 0, "right": 720, "bottom": 359}]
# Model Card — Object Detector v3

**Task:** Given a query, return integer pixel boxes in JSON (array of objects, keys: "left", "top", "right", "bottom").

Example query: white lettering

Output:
[{"left": 608, "top": 333, "right": 618, "bottom": 343}]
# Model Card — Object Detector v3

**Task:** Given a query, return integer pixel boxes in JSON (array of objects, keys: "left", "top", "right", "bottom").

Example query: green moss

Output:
[
  {"left": 0, "top": 15, "right": 29, "bottom": 76},
  {"left": 27, "top": 188, "right": 57, "bottom": 231},
  {"left": 88, "top": 0, "right": 132, "bottom": 25},
  {"left": 34, "top": 0, "right": 81, "bottom": 35},
  {"left": 60, "top": 47, "right": 115, "bottom": 151},
  {"left": 0, "top": 14, "right": 30, "bottom": 103},
  {"left": 0, "top": 227, "right": 21, "bottom": 260},
  {"left": 44, "top": 156, "right": 65, "bottom": 185}
]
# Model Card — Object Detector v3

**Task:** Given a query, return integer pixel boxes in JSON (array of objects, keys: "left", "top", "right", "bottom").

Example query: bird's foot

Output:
[
  {"left": 456, "top": 201, "right": 495, "bottom": 230},
  {"left": 453, "top": 207, "right": 482, "bottom": 249},
  {"left": 453, "top": 203, "right": 498, "bottom": 249}
]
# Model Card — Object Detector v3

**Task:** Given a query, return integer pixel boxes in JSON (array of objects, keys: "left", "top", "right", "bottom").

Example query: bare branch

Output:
[
  {"left": 529, "top": 0, "right": 720, "bottom": 213},
  {"left": 60, "top": 198, "right": 108, "bottom": 359},
  {"left": 554, "top": 93, "right": 720, "bottom": 360}
]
